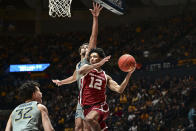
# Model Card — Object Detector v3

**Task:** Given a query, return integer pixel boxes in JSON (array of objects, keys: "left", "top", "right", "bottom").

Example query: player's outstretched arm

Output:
[
  {"left": 52, "top": 70, "right": 77, "bottom": 86},
  {"left": 85, "top": 3, "right": 103, "bottom": 58},
  {"left": 5, "top": 114, "right": 12, "bottom": 131},
  {"left": 78, "top": 56, "right": 111, "bottom": 76},
  {"left": 38, "top": 104, "right": 55, "bottom": 131},
  {"left": 107, "top": 68, "right": 135, "bottom": 93}
]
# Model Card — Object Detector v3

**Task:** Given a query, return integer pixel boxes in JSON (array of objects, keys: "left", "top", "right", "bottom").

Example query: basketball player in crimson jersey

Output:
[
  {"left": 52, "top": 3, "right": 103, "bottom": 131},
  {"left": 78, "top": 48, "right": 136, "bottom": 131}
]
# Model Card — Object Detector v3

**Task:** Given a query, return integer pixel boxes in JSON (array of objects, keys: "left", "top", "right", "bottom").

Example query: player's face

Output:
[
  {"left": 80, "top": 45, "right": 88, "bottom": 56},
  {"left": 33, "top": 86, "right": 42, "bottom": 103},
  {"left": 90, "top": 52, "right": 101, "bottom": 64}
]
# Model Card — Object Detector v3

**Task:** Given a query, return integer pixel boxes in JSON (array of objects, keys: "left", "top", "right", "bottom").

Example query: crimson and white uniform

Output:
[
  {"left": 79, "top": 69, "right": 109, "bottom": 130},
  {"left": 80, "top": 69, "right": 107, "bottom": 106}
]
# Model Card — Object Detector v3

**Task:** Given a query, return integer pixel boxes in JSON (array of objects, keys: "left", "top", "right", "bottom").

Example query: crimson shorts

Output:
[
  {"left": 83, "top": 102, "right": 109, "bottom": 130},
  {"left": 100, "top": 121, "right": 108, "bottom": 131}
]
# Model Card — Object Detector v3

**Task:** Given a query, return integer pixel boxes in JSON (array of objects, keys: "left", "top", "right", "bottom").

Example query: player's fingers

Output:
[
  {"left": 95, "top": 2, "right": 98, "bottom": 8},
  {"left": 89, "top": 9, "right": 93, "bottom": 12},
  {"left": 105, "top": 57, "right": 110, "bottom": 61},
  {"left": 130, "top": 67, "right": 136, "bottom": 73},
  {"left": 133, "top": 63, "right": 136, "bottom": 70},
  {"left": 99, "top": 6, "right": 103, "bottom": 11},
  {"left": 133, "top": 67, "right": 136, "bottom": 71},
  {"left": 93, "top": 2, "right": 95, "bottom": 8},
  {"left": 107, "top": 55, "right": 111, "bottom": 59},
  {"left": 89, "top": 9, "right": 95, "bottom": 14},
  {"left": 97, "top": 3, "right": 101, "bottom": 8}
]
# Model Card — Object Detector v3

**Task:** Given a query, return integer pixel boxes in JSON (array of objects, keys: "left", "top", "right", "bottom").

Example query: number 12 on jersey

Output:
[{"left": 89, "top": 77, "right": 102, "bottom": 90}]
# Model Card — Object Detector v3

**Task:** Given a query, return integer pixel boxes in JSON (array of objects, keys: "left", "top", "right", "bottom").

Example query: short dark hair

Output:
[
  {"left": 88, "top": 48, "right": 106, "bottom": 59},
  {"left": 79, "top": 43, "right": 88, "bottom": 54},
  {"left": 19, "top": 81, "right": 40, "bottom": 101}
]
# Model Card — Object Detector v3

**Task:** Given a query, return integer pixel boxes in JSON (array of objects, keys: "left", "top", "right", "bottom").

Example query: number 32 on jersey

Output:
[{"left": 15, "top": 107, "right": 33, "bottom": 121}]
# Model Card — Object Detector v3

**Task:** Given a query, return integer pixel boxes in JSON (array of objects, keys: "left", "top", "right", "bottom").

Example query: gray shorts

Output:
[{"left": 75, "top": 102, "right": 84, "bottom": 119}]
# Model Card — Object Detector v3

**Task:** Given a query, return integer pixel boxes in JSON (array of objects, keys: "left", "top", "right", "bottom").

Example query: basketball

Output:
[{"left": 118, "top": 54, "right": 136, "bottom": 72}]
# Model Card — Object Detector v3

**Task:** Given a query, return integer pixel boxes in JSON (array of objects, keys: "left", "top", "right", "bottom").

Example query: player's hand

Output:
[
  {"left": 52, "top": 80, "right": 62, "bottom": 86},
  {"left": 98, "top": 55, "right": 111, "bottom": 67},
  {"left": 89, "top": 2, "right": 103, "bottom": 17},
  {"left": 128, "top": 63, "right": 136, "bottom": 74}
]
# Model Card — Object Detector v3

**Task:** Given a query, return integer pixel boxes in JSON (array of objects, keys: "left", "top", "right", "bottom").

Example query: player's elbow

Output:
[
  {"left": 116, "top": 88, "right": 124, "bottom": 94},
  {"left": 90, "top": 34, "right": 97, "bottom": 40},
  {"left": 47, "top": 128, "right": 55, "bottom": 131},
  {"left": 78, "top": 69, "right": 84, "bottom": 75},
  {"left": 44, "top": 125, "right": 55, "bottom": 131},
  {"left": 71, "top": 76, "right": 77, "bottom": 82},
  {"left": 89, "top": 37, "right": 97, "bottom": 46},
  {"left": 46, "top": 127, "right": 55, "bottom": 131},
  {"left": 119, "top": 90, "right": 124, "bottom": 94}
]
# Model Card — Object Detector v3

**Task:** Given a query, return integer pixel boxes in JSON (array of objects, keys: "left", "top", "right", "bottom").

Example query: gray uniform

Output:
[
  {"left": 75, "top": 58, "right": 89, "bottom": 119},
  {"left": 11, "top": 101, "right": 41, "bottom": 131}
]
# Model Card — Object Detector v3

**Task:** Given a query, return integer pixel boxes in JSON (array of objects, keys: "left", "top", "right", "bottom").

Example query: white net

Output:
[{"left": 49, "top": 0, "right": 72, "bottom": 17}]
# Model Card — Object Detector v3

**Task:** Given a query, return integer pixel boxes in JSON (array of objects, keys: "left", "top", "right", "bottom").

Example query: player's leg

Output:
[
  {"left": 83, "top": 119, "right": 91, "bottom": 131},
  {"left": 85, "top": 110, "right": 101, "bottom": 131},
  {"left": 75, "top": 110, "right": 91, "bottom": 131},
  {"left": 75, "top": 103, "right": 84, "bottom": 131},
  {"left": 75, "top": 117, "right": 83, "bottom": 131}
]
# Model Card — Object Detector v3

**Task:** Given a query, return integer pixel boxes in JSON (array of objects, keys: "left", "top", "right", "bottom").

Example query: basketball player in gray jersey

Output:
[
  {"left": 52, "top": 3, "right": 103, "bottom": 131},
  {"left": 5, "top": 81, "right": 54, "bottom": 131}
]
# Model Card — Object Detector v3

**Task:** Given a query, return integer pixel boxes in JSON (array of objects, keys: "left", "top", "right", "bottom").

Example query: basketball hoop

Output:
[{"left": 48, "top": 0, "right": 72, "bottom": 17}]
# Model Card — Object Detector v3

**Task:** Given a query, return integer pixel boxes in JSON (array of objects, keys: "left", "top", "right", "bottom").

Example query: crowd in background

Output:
[
  {"left": 107, "top": 75, "right": 195, "bottom": 131},
  {"left": 0, "top": 15, "right": 196, "bottom": 66},
  {"left": 0, "top": 15, "right": 196, "bottom": 130}
]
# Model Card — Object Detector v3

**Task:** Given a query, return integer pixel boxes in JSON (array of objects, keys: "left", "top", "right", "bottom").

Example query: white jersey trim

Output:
[
  {"left": 93, "top": 102, "right": 109, "bottom": 113},
  {"left": 101, "top": 126, "right": 108, "bottom": 131},
  {"left": 79, "top": 73, "right": 88, "bottom": 105}
]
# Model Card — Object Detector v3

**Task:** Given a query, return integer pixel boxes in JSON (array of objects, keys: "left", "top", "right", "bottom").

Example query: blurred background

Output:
[{"left": 0, "top": 0, "right": 196, "bottom": 130}]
